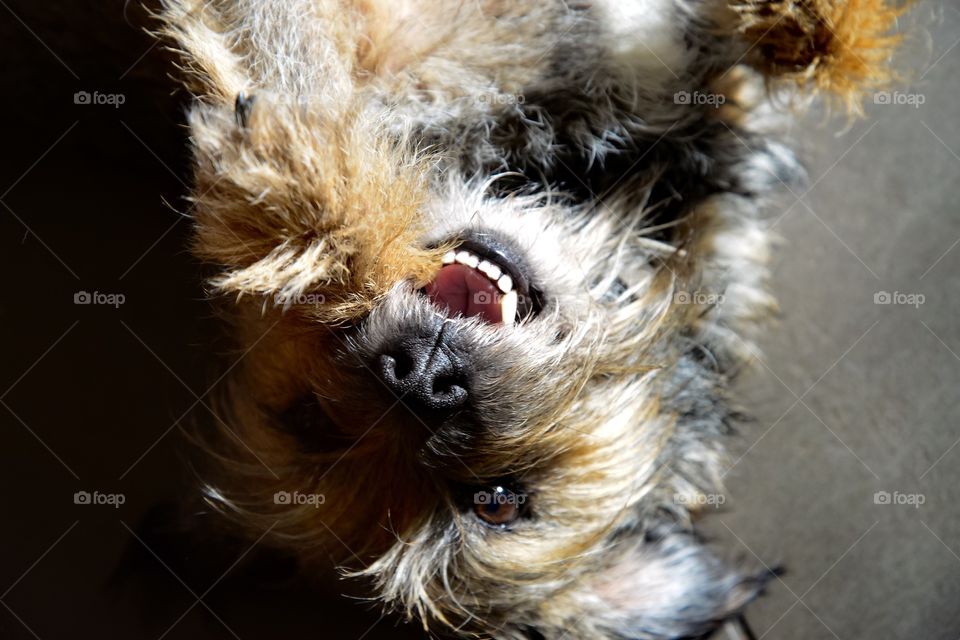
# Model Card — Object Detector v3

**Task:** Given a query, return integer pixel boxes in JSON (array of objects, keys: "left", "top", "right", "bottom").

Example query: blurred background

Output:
[{"left": 0, "top": 1, "right": 956, "bottom": 638}]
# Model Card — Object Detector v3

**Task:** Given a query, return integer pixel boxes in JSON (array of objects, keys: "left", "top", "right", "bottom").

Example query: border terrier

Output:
[{"left": 158, "top": 0, "right": 906, "bottom": 637}]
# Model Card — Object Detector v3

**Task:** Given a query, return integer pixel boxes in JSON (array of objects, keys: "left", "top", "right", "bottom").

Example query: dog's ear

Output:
[
  {"left": 726, "top": 0, "right": 910, "bottom": 114},
  {"left": 186, "top": 96, "right": 439, "bottom": 313},
  {"left": 539, "top": 532, "right": 770, "bottom": 639},
  {"left": 158, "top": 1, "right": 442, "bottom": 320}
]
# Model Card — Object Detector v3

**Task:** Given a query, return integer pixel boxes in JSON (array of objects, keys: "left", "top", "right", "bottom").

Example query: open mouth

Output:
[{"left": 423, "top": 234, "right": 542, "bottom": 325}]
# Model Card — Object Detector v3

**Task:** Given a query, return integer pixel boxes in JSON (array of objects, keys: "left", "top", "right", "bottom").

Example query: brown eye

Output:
[{"left": 472, "top": 485, "right": 525, "bottom": 527}]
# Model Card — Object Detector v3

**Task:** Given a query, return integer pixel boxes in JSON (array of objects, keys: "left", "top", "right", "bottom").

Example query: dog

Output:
[{"left": 157, "top": 0, "right": 906, "bottom": 637}]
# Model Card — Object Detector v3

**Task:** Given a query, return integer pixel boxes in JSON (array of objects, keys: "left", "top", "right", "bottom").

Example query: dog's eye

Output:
[{"left": 472, "top": 485, "right": 525, "bottom": 528}]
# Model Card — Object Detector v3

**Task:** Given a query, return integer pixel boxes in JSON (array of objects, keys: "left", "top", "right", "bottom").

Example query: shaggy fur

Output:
[
  {"left": 158, "top": 1, "right": 905, "bottom": 638},
  {"left": 730, "top": 0, "right": 909, "bottom": 114}
]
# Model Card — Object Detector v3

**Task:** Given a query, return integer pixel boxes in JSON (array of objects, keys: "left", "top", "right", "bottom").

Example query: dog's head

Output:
[
  {"left": 188, "top": 98, "right": 727, "bottom": 634},
  {"left": 161, "top": 0, "right": 905, "bottom": 636}
]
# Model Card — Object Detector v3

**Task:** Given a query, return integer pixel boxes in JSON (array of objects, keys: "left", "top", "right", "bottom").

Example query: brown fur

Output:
[
  {"left": 729, "top": 0, "right": 909, "bottom": 113},
  {"left": 189, "top": 99, "right": 444, "bottom": 321}
]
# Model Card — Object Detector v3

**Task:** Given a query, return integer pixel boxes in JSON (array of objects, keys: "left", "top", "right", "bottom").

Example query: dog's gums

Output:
[
  {"left": 425, "top": 259, "right": 512, "bottom": 324},
  {"left": 423, "top": 233, "right": 542, "bottom": 325}
]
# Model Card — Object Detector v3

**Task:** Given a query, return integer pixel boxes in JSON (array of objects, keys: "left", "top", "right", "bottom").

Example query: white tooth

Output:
[
  {"left": 455, "top": 251, "right": 479, "bottom": 268},
  {"left": 481, "top": 261, "right": 501, "bottom": 281},
  {"left": 500, "top": 290, "right": 518, "bottom": 325},
  {"left": 442, "top": 251, "right": 456, "bottom": 264},
  {"left": 496, "top": 274, "right": 513, "bottom": 293}
]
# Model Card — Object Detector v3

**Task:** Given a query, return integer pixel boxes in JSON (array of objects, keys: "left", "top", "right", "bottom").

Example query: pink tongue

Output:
[{"left": 424, "top": 264, "right": 503, "bottom": 323}]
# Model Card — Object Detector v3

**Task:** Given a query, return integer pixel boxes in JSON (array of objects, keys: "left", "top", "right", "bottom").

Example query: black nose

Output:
[{"left": 378, "top": 324, "right": 469, "bottom": 413}]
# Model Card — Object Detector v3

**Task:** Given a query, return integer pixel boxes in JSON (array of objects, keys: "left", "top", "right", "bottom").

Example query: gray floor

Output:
[{"left": 708, "top": 5, "right": 960, "bottom": 638}]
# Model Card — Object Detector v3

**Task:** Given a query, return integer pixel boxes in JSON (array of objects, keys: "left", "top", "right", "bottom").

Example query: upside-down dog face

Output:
[
  {"left": 196, "top": 99, "right": 715, "bottom": 632},
  {"left": 161, "top": 0, "right": 905, "bottom": 637}
]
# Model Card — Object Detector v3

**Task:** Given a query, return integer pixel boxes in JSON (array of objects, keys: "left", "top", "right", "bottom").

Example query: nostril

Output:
[
  {"left": 390, "top": 350, "right": 414, "bottom": 380},
  {"left": 432, "top": 373, "right": 465, "bottom": 398},
  {"left": 378, "top": 354, "right": 402, "bottom": 388},
  {"left": 431, "top": 381, "right": 468, "bottom": 409},
  {"left": 378, "top": 351, "right": 423, "bottom": 392},
  {"left": 430, "top": 372, "right": 468, "bottom": 411}
]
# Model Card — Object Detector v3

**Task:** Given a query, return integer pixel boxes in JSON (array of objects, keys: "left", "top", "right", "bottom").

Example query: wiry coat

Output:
[{"left": 158, "top": 0, "right": 904, "bottom": 638}]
